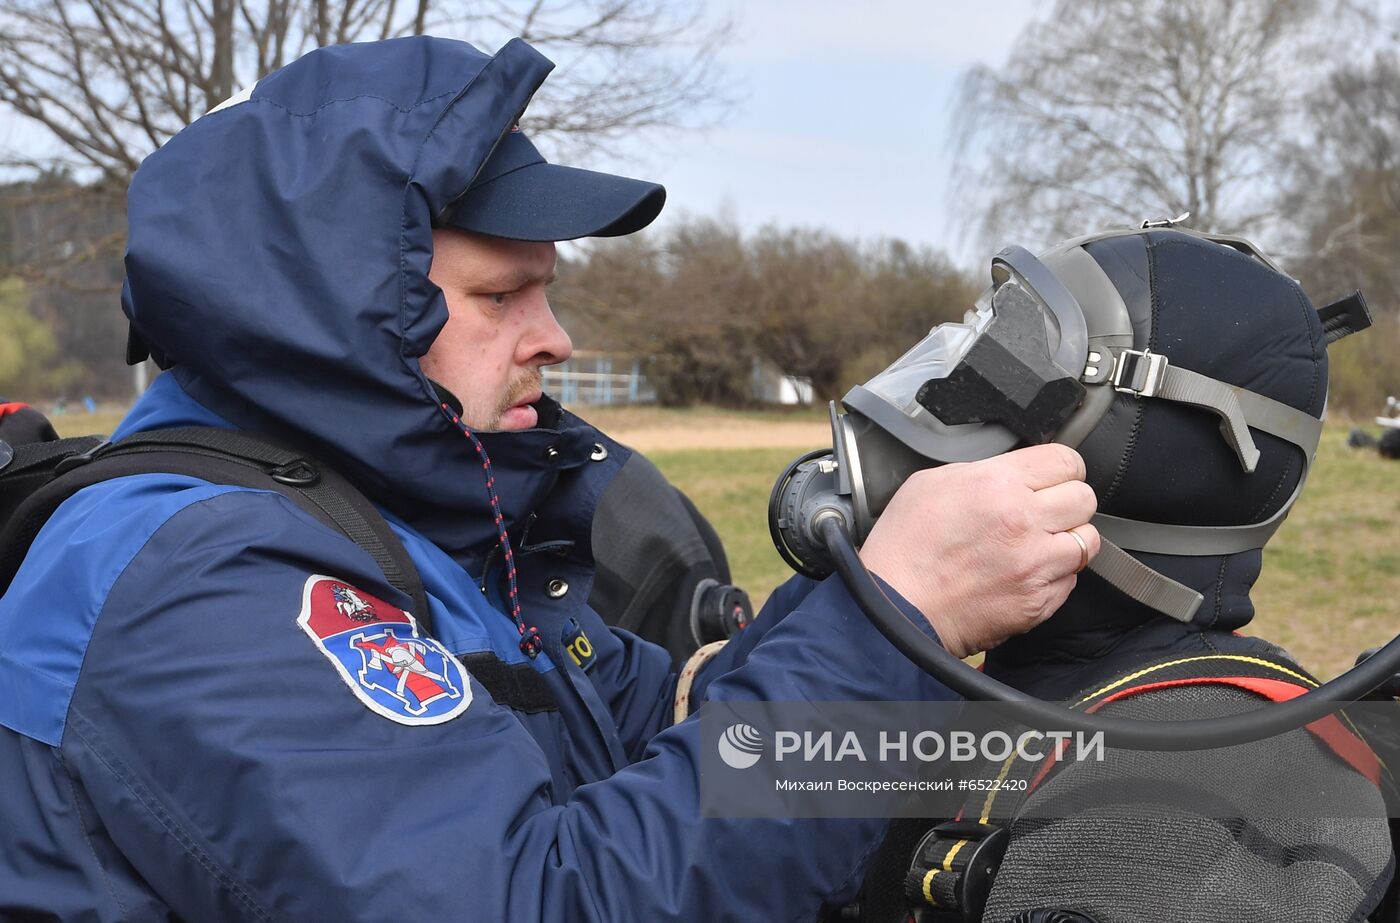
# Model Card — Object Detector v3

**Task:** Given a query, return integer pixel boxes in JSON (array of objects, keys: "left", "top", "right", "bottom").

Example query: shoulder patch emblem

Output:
[{"left": 297, "top": 575, "right": 472, "bottom": 725}]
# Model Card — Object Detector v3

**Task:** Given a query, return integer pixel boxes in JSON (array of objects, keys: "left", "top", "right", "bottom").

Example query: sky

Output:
[
  {"left": 590, "top": 0, "right": 1046, "bottom": 269},
  {"left": 8, "top": 0, "right": 1400, "bottom": 269},
  {"left": 0, "top": 0, "right": 1045, "bottom": 269}
]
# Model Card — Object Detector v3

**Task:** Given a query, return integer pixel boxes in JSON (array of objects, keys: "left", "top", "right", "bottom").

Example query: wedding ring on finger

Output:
[{"left": 1066, "top": 527, "right": 1089, "bottom": 575}]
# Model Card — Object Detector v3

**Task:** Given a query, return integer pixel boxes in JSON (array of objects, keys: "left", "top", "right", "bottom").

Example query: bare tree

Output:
[
  {"left": 747, "top": 228, "right": 871, "bottom": 403},
  {"left": 1287, "top": 52, "right": 1400, "bottom": 296},
  {"left": 0, "top": 0, "right": 732, "bottom": 181},
  {"left": 1, "top": 171, "right": 136, "bottom": 398},
  {"left": 843, "top": 238, "right": 977, "bottom": 386},
  {"left": 1284, "top": 50, "right": 1400, "bottom": 413},
  {"left": 950, "top": 0, "right": 1352, "bottom": 250},
  {"left": 555, "top": 218, "right": 760, "bottom": 406},
  {"left": 553, "top": 219, "right": 978, "bottom": 407},
  {"left": 0, "top": 0, "right": 732, "bottom": 397}
]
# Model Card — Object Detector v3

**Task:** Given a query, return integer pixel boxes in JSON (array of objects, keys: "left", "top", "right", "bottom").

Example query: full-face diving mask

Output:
[{"left": 770, "top": 224, "right": 1373, "bottom": 623}]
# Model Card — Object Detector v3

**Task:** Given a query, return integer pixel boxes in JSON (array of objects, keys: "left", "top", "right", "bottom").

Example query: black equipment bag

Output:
[
  {"left": 0, "top": 421, "right": 430, "bottom": 630},
  {"left": 0, "top": 402, "right": 58, "bottom": 446},
  {"left": 589, "top": 450, "right": 752, "bottom": 667}
]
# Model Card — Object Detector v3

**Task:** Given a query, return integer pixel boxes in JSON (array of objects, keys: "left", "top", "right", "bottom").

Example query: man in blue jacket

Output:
[{"left": 0, "top": 37, "right": 1099, "bottom": 920}]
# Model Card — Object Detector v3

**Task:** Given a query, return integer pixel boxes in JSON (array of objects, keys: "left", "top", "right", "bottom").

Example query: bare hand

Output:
[{"left": 858, "top": 444, "right": 1101, "bottom": 658}]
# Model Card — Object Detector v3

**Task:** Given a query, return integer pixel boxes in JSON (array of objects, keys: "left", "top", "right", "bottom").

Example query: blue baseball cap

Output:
[{"left": 443, "top": 127, "right": 666, "bottom": 241}]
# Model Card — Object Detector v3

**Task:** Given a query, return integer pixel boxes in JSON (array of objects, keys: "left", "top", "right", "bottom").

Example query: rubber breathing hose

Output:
[{"left": 820, "top": 516, "right": 1400, "bottom": 751}]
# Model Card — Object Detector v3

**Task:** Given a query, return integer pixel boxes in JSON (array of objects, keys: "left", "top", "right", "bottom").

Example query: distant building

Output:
[{"left": 750, "top": 359, "right": 814, "bottom": 406}]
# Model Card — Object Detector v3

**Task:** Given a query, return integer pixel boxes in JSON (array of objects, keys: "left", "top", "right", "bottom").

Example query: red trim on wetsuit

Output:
[{"left": 1026, "top": 675, "right": 1380, "bottom": 792}]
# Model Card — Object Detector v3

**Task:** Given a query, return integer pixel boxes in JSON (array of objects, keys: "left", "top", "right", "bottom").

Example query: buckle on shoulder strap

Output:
[
  {"left": 1111, "top": 348, "right": 1168, "bottom": 398},
  {"left": 52, "top": 439, "right": 111, "bottom": 474}
]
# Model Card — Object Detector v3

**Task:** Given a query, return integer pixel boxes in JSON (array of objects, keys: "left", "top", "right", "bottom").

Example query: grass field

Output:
[{"left": 56, "top": 405, "right": 1397, "bottom": 680}]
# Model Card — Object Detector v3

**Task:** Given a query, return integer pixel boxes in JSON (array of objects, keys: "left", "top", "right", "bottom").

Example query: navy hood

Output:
[{"left": 121, "top": 37, "right": 614, "bottom": 563}]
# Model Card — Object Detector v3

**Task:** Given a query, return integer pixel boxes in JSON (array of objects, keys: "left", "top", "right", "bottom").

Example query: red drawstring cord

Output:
[{"left": 443, "top": 403, "right": 543, "bottom": 659}]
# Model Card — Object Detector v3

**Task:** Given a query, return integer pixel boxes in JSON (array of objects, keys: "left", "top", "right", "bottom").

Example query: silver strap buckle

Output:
[{"left": 1112, "top": 348, "right": 1169, "bottom": 398}]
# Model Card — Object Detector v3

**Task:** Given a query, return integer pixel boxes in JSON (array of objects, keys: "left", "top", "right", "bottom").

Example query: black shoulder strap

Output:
[
  {"left": 0, "top": 427, "right": 430, "bottom": 630},
  {"left": 0, "top": 435, "right": 106, "bottom": 524}
]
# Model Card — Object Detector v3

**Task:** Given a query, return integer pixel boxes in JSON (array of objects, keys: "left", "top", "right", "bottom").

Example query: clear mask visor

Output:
[{"left": 861, "top": 290, "right": 997, "bottom": 418}]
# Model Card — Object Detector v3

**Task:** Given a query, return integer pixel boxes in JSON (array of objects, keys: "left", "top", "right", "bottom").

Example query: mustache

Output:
[{"left": 496, "top": 369, "right": 543, "bottom": 417}]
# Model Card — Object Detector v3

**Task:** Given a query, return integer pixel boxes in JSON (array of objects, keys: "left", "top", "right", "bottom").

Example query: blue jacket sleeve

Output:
[
  {"left": 580, "top": 569, "right": 945, "bottom": 764},
  {"left": 63, "top": 489, "right": 958, "bottom": 922},
  {"left": 568, "top": 573, "right": 824, "bottom": 762}
]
